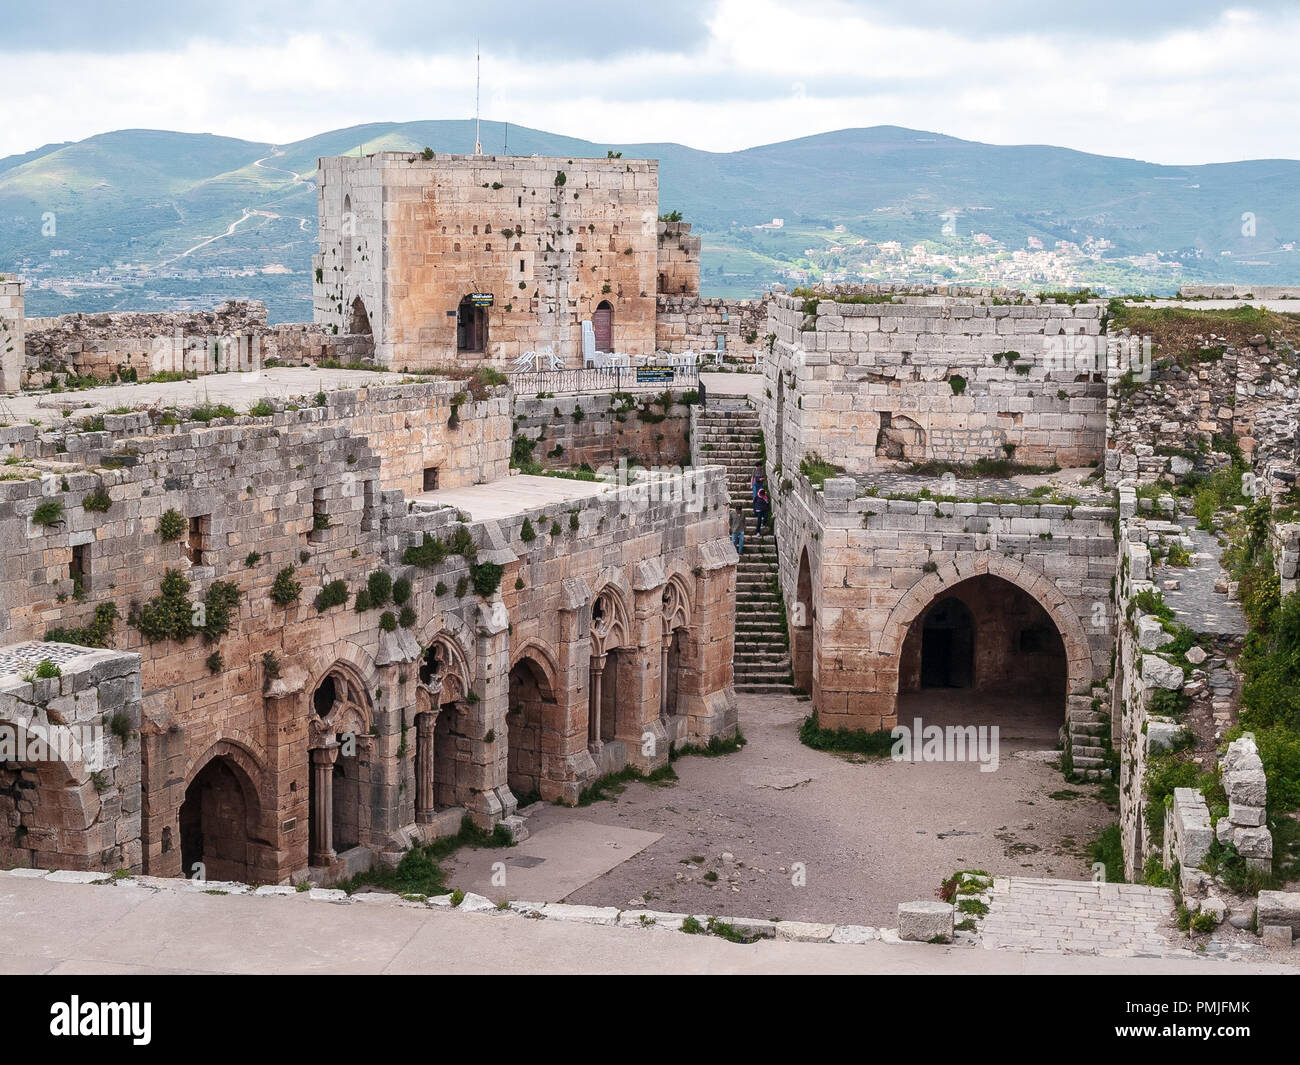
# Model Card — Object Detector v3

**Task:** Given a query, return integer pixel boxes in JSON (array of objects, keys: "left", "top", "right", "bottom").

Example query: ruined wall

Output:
[
  {"left": 655, "top": 220, "right": 701, "bottom": 297},
  {"left": 315, "top": 153, "right": 660, "bottom": 369},
  {"left": 512, "top": 392, "right": 693, "bottom": 472},
  {"left": 1104, "top": 324, "right": 1298, "bottom": 487},
  {"left": 22, "top": 302, "right": 374, "bottom": 385},
  {"left": 0, "top": 278, "right": 22, "bottom": 392},
  {"left": 0, "top": 644, "right": 141, "bottom": 870},
  {"left": 775, "top": 473, "right": 1114, "bottom": 733},
  {"left": 762, "top": 289, "right": 1107, "bottom": 477},
  {"left": 656, "top": 295, "right": 771, "bottom": 361}
]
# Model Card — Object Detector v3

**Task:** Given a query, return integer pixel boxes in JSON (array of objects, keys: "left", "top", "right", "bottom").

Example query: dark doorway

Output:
[
  {"left": 179, "top": 757, "right": 255, "bottom": 882},
  {"left": 920, "top": 597, "right": 974, "bottom": 688},
  {"left": 593, "top": 300, "right": 613, "bottom": 352},
  {"left": 457, "top": 296, "right": 487, "bottom": 352}
]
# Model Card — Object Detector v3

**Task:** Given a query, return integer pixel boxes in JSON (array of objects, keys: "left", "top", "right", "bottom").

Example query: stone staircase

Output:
[
  {"left": 1065, "top": 690, "right": 1111, "bottom": 781},
  {"left": 695, "top": 404, "right": 792, "bottom": 694}
]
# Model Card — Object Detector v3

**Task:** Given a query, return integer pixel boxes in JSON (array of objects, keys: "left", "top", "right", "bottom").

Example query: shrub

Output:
[
  {"left": 949, "top": 375, "right": 967, "bottom": 395},
  {"left": 392, "top": 577, "right": 412, "bottom": 605},
  {"left": 520, "top": 517, "right": 536, "bottom": 543},
  {"left": 46, "top": 602, "right": 119, "bottom": 648},
  {"left": 315, "top": 579, "right": 349, "bottom": 612},
  {"left": 270, "top": 567, "right": 302, "bottom": 606},
  {"left": 34, "top": 659, "right": 61, "bottom": 679},
  {"left": 354, "top": 589, "right": 372, "bottom": 612},
  {"left": 399, "top": 605, "right": 417, "bottom": 628},
  {"left": 379, "top": 611, "right": 398, "bottom": 633},
  {"left": 134, "top": 569, "right": 197, "bottom": 643},
  {"left": 403, "top": 533, "right": 448, "bottom": 568},
  {"left": 201, "top": 580, "right": 241, "bottom": 644},
  {"left": 32, "top": 501, "right": 65, "bottom": 527},
  {"left": 471, "top": 562, "right": 503, "bottom": 598},
  {"left": 82, "top": 488, "right": 112, "bottom": 513},
  {"left": 245, "top": 552, "right": 262, "bottom": 567},
  {"left": 158, "top": 508, "right": 186, "bottom": 542},
  {"left": 367, "top": 570, "right": 393, "bottom": 606}
]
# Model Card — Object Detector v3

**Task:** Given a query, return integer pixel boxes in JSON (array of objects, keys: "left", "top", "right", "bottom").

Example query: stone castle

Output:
[{"left": 2, "top": 149, "right": 1299, "bottom": 915}]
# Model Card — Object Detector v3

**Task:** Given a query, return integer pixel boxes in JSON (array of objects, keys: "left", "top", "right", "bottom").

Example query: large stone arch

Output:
[
  {"left": 877, "top": 554, "right": 1094, "bottom": 697},
  {"left": 0, "top": 721, "right": 102, "bottom": 871},
  {"left": 179, "top": 738, "right": 271, "bottom": 883}
]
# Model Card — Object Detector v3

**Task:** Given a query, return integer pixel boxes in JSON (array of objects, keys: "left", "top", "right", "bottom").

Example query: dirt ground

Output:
[{"left": 494, "top": 689, "right": 1116, "bottom": 926}]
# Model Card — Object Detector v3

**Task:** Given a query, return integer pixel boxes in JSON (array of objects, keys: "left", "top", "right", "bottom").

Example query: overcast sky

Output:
[{"left": 4, "top": 0, "right": 1299, "bottom": 163}]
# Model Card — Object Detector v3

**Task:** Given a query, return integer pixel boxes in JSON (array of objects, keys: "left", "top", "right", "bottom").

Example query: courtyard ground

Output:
[{"left": 447, "top": 689, "right": 1117, "bottom": 926}]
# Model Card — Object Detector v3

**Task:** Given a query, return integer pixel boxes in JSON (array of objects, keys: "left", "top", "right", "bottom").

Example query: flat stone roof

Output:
[
  {"left": 855, "top": 467, "right": 1108, "bottom": 502},
  {"left": 413, "top": 474, "right": 614, "bottom": 521},
  {"left": 6, "top": 367, "right": 411, "bottom": 427}
]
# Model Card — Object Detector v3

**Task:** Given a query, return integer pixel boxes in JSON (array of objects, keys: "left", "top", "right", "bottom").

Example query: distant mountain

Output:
[{"left": 2, "top": 120, "right": 1297, "bottom": 319}]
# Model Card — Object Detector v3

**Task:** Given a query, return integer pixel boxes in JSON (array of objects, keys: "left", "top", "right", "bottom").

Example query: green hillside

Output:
[{"left": 3, "top": 120, "right": 1298, "bottom": 320}]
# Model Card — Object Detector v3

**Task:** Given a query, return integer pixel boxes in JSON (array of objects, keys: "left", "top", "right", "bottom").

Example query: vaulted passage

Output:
[{"left": 899, "top": 574, "right": 1068, "bottom": 743}]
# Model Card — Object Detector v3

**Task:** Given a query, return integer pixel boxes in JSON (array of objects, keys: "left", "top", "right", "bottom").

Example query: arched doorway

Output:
[
  {"left": 457, "top": 295, "right": 488, "bottom": 353},
  {"left": 507, "top": 655, "right": 557, "bottom": 803},
  {"left": 593, "top": 300, "right": 614, "bottom": 353},
  {"left": 791, "top": 548, "right": 814, "bottom": 693},
  {"left": 897, "top": 573, "right": 1070, "bottom": 743},
  {"left": 179, "top": 754, "right": 261, "bottom": 882},
  {"left": 418, "top": 637, "right": 471, "bottom": 814},
  {"left": 348, "top": 296, "right": 371, "bottom": 336},
  {"left": 308, "top": 667, "right": 372, "bottom": 867},
  {"left": 919, "top": 597, "right": 974, "bottom": 688}
]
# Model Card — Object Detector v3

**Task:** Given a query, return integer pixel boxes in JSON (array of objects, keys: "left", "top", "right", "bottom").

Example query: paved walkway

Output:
[
  {"left": 0, "top": 873, "right": 1288, "bottom": 974},
  {"left": 1159, "top": 521, "right": 1248, "bottom": 636},
  {"left": 2, "top": 366, "right": 411, "bottom": 426},
  {"left": 978, "top": 877, "right": 1177, "bottom": 957}
]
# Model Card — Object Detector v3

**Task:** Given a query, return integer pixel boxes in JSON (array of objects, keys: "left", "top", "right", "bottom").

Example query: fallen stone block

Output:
[
  {"left": 898, "top": 900, "right": 954, "bottom": 943},
  {"left": 1141, "top": 654, "right": 1185, "bottom": 690},
  {"left": 1256, "top": 891, "right": 1300, "bottom": 933}
]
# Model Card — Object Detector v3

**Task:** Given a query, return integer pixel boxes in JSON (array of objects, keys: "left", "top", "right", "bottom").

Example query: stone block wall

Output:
[
  {"left": 0, "top": 278, "right": 23, "bottom": 392},
  {"left": 656, "top": 295, "right": 771, "bottom": 361},
  {"left": 512, "top": 392, "right": 692, "bottom": 472},
  {"left": 315, "top": 153, "right": 661, "bottom": 369},
  {"left": 762, "top": 289, "right": 1107, "bottom": 477},
  {"left": 655, "top": 221, "right": 701, "bottom": 297}
]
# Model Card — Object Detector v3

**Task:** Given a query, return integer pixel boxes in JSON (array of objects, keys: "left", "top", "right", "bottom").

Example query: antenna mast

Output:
[{"left": 473, "top": 41, "right": 483, "bottom": 155}]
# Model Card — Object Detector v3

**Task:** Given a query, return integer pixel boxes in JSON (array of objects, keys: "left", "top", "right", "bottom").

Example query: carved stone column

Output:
[
  {"left": 588, "top": 653, "right": 606, "bottom": 750},
  {"left": 309, "top": 745, "right": 339, "bottom": 866},
  {"left": 415, "top": 701, "right": 442, "bottom": 825}
]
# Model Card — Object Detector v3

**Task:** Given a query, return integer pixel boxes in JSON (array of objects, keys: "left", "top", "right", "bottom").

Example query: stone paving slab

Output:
[
  {"left": 1158, "top": 521, "right": 1248, "bottom": 636},
  {"left": 414, "top": 474, "right": 613, "bottom": 521},
  {"left": 978, "top": 876, "right": 1181, "bottom": 957}
]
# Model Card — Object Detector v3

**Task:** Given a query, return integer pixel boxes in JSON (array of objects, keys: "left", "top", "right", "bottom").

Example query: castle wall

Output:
[
  {"left": 315, "top": 153, "right": 660, "bottom": 369},
  {"left": 22, "top": 302, "right": 373, "bottom": 385},
  {"left": 655, "top": 220, "right": 701, "bottom": 297},
  {"left": 774, "top": 474, "right": 1115, "bottom": 733},
  {"left": 0, "top": 379, "right": 735, "bottom": 880},
  {"left": 762, "top": 289, "right": 1107, "bottom": 476}
]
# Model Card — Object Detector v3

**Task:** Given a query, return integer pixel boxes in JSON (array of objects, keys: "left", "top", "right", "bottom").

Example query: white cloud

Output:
[{"left": 2, "top": 1, "right": 1298, "bottom": 163}]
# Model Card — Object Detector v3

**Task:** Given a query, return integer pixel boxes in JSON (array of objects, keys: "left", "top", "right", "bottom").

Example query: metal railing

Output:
[{"left": 506, "top": 362, "right": 699, "bottom": 395}]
